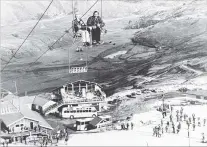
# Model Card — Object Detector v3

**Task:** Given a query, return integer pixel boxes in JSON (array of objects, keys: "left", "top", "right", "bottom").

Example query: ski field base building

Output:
[{"left": 44, "top": 80, "right": 107, "bottom": 117}]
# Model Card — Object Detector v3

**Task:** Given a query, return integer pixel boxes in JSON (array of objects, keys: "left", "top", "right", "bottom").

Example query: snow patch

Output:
[{"left": 104, "top": 51, "right": 127, "bottom": 59}]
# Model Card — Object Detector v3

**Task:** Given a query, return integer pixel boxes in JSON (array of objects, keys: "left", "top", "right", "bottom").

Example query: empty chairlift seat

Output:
[{"left": 69, "top": 66, "right": 88, "bottom": 73}]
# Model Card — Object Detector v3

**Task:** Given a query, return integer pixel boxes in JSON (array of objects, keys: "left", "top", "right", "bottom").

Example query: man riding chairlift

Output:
[{"left": 87, "top": 11, "right": 105, "bottom": 45}]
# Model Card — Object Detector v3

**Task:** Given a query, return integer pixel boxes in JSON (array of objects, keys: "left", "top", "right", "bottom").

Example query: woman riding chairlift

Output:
[{"left": 72, "top": 13, "right": 91, "bottom": 47}]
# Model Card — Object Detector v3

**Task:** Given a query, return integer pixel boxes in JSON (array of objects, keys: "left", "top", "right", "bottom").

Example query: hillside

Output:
[{"left": 1, "top": 0, "right": 176, "bottom": 26}]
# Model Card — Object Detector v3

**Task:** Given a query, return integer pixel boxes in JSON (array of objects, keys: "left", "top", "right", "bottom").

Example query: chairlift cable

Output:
[
  {"left": 101, "top": 0, "right": 103, "bottom": 19},
  {"left": 1, "top": 0, "right": 100, "bottom": 83},
  {"left": 1, "top": 0, "right": 54, "bottom": 72},
  {"left": 31, "top": 0, "right": 100, "bottom": 69}
]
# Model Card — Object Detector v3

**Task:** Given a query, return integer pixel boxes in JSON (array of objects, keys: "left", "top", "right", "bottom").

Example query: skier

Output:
[{"left": 204, "top": 118, "right": 206, "bottom": 127}]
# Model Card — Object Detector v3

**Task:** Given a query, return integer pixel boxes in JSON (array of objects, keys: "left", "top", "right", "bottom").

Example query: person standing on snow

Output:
[
  {"left": 177, "top": 122, "right": 181, "bottom": 134},
  {"left": 180, "top": 107, "right": 183, "bottom": 116},
  {"left": 192, "top": 114, "right": 196, "bottom": 123},
  {"left": 170, "top": 114, "right": 173, "bottom": 122},
  {"left": 165, "top": 125, "right": 168, "bottom": 133},
  {"left": 131, "top": 122, "right": 134, "bottom": 130},
  {"left": 201, "top": 133, "right": 205, "bottom": 143},
  {"left": 126, "top": 122, "right": 129, "bottom": 130},
  {"left": 184, "top": 114, "right": 188, "bottom": 121},
  {"left": 189, "top": 117, "right": 192, "bottom": 124},
  {"left": 193, "top": 122, "right": 196, "bottom": 131},
  {"left": 176, "top": 113, "right": 179, "bottom": 122},
  {"left": 203, "top": 118, "right": 206, "bottom": 126},
  {"left": 198, "top": 117, "right": 201, "bottom": 127},
  {"left": 161, "top": 119, "right": 163, "bottom": 127},
  {"left": 172, "top": 123, "right": 175, "bottom": 133}
]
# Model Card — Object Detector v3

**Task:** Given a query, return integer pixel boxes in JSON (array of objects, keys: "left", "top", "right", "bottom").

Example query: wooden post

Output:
[
  {"left": 86, "top": 83, "right": 88, "bottom": 93},
  {"left": 14, "top": 81, "right": 20, "bottom": 111},
  {"left": 72, "top": 83, "right": 74, "bottom": 93},
  {"left": 162, "top": 94, "right": 164, "bottom": 111},
  {"left": 14, "top": 81, "right": 18, "bottom": 96},
  {"left": 0, "top": 119, "right": 1, "bottom": 145},
  {"left": 79, "top": 83, "right": 81, "bottom": 92}
]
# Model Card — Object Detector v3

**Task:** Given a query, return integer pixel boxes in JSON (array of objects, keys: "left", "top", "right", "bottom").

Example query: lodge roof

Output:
[
  {"left": 0, "top": 112, "right": 24, "bottom": 126},
  {"left": 89, "top": 116, "right": 102, "bottom": 126},
  {"left": 0, "top": 96, "right": 53, "bottom": 130},
  {"left": 32, "top": 95, "right": 50, "bottom": 107}
]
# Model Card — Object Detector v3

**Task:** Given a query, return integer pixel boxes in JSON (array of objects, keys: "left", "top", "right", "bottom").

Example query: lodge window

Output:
[
  {"left": 21, "top": 124, "right": 24, "bottom": 126},
  {"left": 89, "top": 110, "right": 91, "bottom": 112},
  {"left": 204, "top": 97, "right": 207, "bottom": 100},
  {"left": 80, "top": 110, "right": 83, "bottom": 113},
  {"left": 81, "top": 122, "right": 84, "bottom": 125},
  {"left": 86, "top": 110, "right": 89, "bottom": 112},
  {"left": 16, "top": 125, "right": 19, "bottom": 127},
  {"left": 77, "top": 110, "right": 80, "bottom": 113}
]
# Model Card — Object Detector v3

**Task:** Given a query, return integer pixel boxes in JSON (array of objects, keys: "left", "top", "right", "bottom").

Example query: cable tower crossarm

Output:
[{"left": 1, "top": 0, "right": 54, "bottom": 72}]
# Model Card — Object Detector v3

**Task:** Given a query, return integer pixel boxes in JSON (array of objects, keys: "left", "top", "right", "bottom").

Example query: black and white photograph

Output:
[{"left": 0, "top": 0, "right": 207, "bottom": 146}]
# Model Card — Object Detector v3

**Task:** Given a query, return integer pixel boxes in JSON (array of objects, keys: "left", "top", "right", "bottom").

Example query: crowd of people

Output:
[
  {"left": 152, "top": 105, "right": 207, "bottom": 143},
  {"left": 120, "top": 121, "right": 134, "bottom": 130}
]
